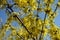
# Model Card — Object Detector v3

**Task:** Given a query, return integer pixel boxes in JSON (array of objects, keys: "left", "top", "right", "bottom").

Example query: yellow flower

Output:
[
  {"left": 0, "top": 32, "right": 6, "bottom": 40},
  {"left": 14, "top": 0, "right": 19, "bottom": 4},
  {"left": 10, "top": 26, "right": 16, "bottom": 36},
  {"left": 44, "top": 0, "right": 54, "bottom": 3},
  {"left": 19, "top": 0, "right": 28, "bottom": 8},
  {"left": 14, "top": 0, "right": 28, "bottom": 8},
  {"left": 44, "top": 7, "right": 51, "bottom": 14},
  {"left": 36, "top": 19, "right": 42, "bottom": 27},
  {"left": 4, "top": 24, "right": 10, "bottom": 31},
  {"left": 29, "top": 0, "right": 37, "bottom": 10},
  {"left": 31, "top": 6, "right": 37, "bottom": 10},
  {"left": 44, "top": 29, "right": 48, "bottom": 37},
  {"left": 7, "top": 16, "right": 13, "bottom": 23},
  {"left": 18, "top": 28, "right": 28, "bottom": 37},
  {"left": 52, "top": 34, "right": 60, "bottom": 40},
  {"left": 56, "top": 34, "right": 60, "bottom": 39},
  {"left": 27, "top": 12, "right": 33, "bottom": 18},
  {"left": 24, "top": 21, "right": 31, "bottom": 28},
  {"left": 48, "top": 12, "right": 57, "bottom": 20},
  {"left": 24, "top": 8, "right": 29, "bottom": 13},
  {"left": 23, "top": 17, "right": 28, "bottom": 23},
  {"left": 31, "top": 28, "right": 40, "bottom": 37},
  {"left": 29, "top": 0, "right": 36, "bottom": 5},
  {"left": 2, "top": 0, "right": 7, "bottom": 4},
  {"left": 45, "top": 19, "right": 49, "bottom": 26},
  {"left": 44, "top": 0, "right": 48, "bottom": 3},
  {"left": 37, "top": 8, "right": 43, "bottom": 12},
  {"left": 11, "top": 29, "right": 16, "bottom": 36},
  {"left": 49, "top": 24, "right": 60, "bottom": 36},
  {"left": 58, "top": 2, "right": 60, "bottom": 5},
  {"left": 14, "top": 0, "right": 37, "bottom": 11},
  {"left": 50, "top": 0, "right": 54, "bottom": 3},
  {"left": 42, "top": 27, "right": 48, "bottom": 37},
  {"left": 39, "top": 4, "right": 42, "bottom": 7}
]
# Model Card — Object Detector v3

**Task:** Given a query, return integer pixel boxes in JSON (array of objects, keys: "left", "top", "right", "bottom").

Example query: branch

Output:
[
  {"left": 54, "top": 4, "right": 58, "bottom": 13},
  {"left": 7, "top": 4, "right": 13, "bottom": 12},
  {"left": 17, "top": 33, "right": 24, "bottom": 40},
  {"left": 36, "top": 0, "right": 40, "bottom": 20},
  {"left": 37, "top": 0, "right": 47, "bottom": 40},
  {"left": 6, "top": 3, "right": 32, "bottom": 35},
  {"left": 13, "top": 15, "right": 32, "bottom": 34},
  {"left": 39, "top": 13, "right": 47, "bottom": 40}
]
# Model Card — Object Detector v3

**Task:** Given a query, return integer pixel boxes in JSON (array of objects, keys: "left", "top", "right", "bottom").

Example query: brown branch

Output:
[
  {"left": 17, "top": 33, "right": 24, "bottom": 40},
  {"left": 6, "top": 3, "right": 32, "bottom": 35},
  {"left": 37, "top": 0, "right": 47, "bottom": 40},
  {"left": 39, "top": 13, "right": 47, "bottom": 40},
  {"left": 6, "top": 3, "right": 32, "bottom": 39},
  {"left": 6, "top": 3, "right": 32, "bottom": 34},
  {"left": 13, "top": 15, "right": 32, "bottom": 34}
]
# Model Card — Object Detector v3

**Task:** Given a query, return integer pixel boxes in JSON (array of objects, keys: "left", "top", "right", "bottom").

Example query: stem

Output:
[
  {"left": 13, "top": 15, "right": 32, "bottom": 34},
  {"left": 54, "top": 4, "right": 58, "bottom": 13},
  {"left": 6, "top": 3, "right": 17, "bottom": 13},
  {"left": 17, "top": 33, "right": 24, "bottom": 40},
  {"left": 36, "top": 0, "right": 40, "bottom": 20},
  {"left": 39, "top": 13, "right": 47, "bottom": 40},
  {"left": 7, "top": 4, "right": 13, "bottom": 12},
  {"left": 6, "top": 3, "right": 32, "bottom": 34},
  {"left": 37, "top": 0, "right": 47, "bottom": 40}
]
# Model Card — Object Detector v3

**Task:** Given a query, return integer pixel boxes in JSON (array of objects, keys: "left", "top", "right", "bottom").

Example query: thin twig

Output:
[
  {"left": 13, "top": 15, "right": 32, "bottom": 34},
  {"left": 6, "top": 3, "right": 32, "bottom": 35},
  {"left": 36, "top": 0, "right": 40, "bottom": 20},
  {"left": 54, "top": 4, "right": 58, "bottom": 13},
  {"left": 39, "top": 13, "right": 47, "bottom": 40}
]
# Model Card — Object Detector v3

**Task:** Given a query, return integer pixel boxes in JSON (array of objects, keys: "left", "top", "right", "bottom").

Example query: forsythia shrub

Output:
[{"left": 0, "top": 0, "right": 60, "bottom": 40}]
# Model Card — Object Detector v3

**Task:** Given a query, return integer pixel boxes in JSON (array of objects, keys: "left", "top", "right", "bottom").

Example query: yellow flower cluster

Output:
[
  {"left": 23, "top": 16, "right": 30, "bottom": 28},
  {"left": 52, "top": 34, "right": 60, "bottom": 40},
  {"left": 41, "top": 27, "right": 48, "bottom": 37},
  {"left": 57, "top": 1, "right": 60, "bottom": 7},
  {"left": 0, "top": 0, "right": 7, "bottom": 5},
  {"left": 44, "top": 0, "right": 54, "bottom": 4},
  {"left": 0, "top": 0, "right": 60, "bottom": 40},
  {"left": 45, "top": 19, "right": 49, "bottom": 26},
  {"left": 11, "top": 29, "right": 16, "bottom": 36},
  {"left": 22, "top": 12, "right": 34, "bottom": 28},
  {"left": 14, "top": 0, "right": 37, "bottom": 11},
  {"left": 11, "top": 26, "right": 16, "bottom": 36},
  {"left": 4, "top": 24, "right": 10, "bottom": 31},
  {"left": 0, "top": 32, "right": 6, "bottom": 40},
  {"left": 0, "top": 0, "right": 7, "bottom": 9},
  {"left": 48, "top": 12, "right": 57, "bottom": 20},
  {"left": 49, "top": 23, "right": 60, "bottom": 36},
  {"left": 44, "top": 7, "right": 52, "bottom": 14},
  {"left": 37, "top": 8, "right": 43, "bottom": 12},
  {"left": 44, "top": 6, "right": 57, "bottom": 20},
  {"left": 18, "top": 28, "right": 29, "bottom": 38},
  {"left": 7, "top": 16, "right": 13, "bottom": 23},
  {"left": 24, "top": 7, "right": 29, "bottom": 13},
  {"left": 36, "top": 19, "right": 42, "bottom": 27}
]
